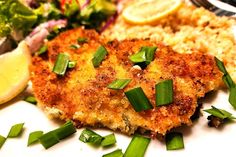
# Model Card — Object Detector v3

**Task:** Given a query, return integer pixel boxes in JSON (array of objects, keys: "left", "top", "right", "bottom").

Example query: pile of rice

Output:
[{"left": 103, "top": 1, "right": 236, "bottom": 82}]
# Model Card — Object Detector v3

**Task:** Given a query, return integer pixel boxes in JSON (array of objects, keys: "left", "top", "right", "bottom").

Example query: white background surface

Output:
[{"left": 0, "top": 90, "right": 236, "bottom": 157}]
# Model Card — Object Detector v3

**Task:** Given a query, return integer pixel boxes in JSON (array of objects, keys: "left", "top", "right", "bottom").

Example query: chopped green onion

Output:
[
  {"left": 68, "top": 61, "right": 77, "bottom": 68},
  {"left": 70, "top": 44, "right": 80, "bottom": 49},
  {"left": 79, "top": 128, "right": 103, "bottom": 145},
  {"left": 39, "top": 131, "right": 60, "bottom": 149},
  {"left": 52, "top": 53, "right": 70, "bottom": 75},
  {"left": 229, "top": 87, "right": 236, "bottom": 109},
  {"left": 125, "top": 87, "right": 153, "bottom": 112},
  {"left": 53, "top": 121, "right": 76, "bottom": 140},
  {"left": 107, "top": 79, "right": 131, "bottom": 90},
  {"left": 24, "top": 96, "right": 37, "bottom": 105},
  {"left": 165, "top": 132, "right": 184, "bottom": 150},
  {"left": 0, "top": 135, "right": 6, "bottom": 149},
  {"left": 7, "top": 123, "right": 24, "bottom": 138},
  {"left": 37, "top": 45, "right": 48, "bottom": 55},
  {"left": 204, "top": 106, "right": 236, "bottom": 120},
  {"left": 27, "top": 131, "right": 43, "bottom": 146},
  {"left": 129, "top": 46, "right": 157, "bottom": 65},
  {"left": 92, "top": 46, "right": 108, "bottom": 68},
  {"left": 215, "top": 57, "right": 227, "bottom": 74},
  {"left": 101, "top": 133, "right": 116, "bottom": 147},
  {"left": 103, "top": 149, "right": 123, "bottom": 157},
  {"left": 155, "top": 79, "right": 173, "bottom": 106},
  {"left": 124, "top": 134, "right": 150, "bottom": 157},
  {"left": 77, "top": 37, "right": 88, "bottom": 44},
  {"left": 215, "top": 57, "right": 236, "bottom": 108}
]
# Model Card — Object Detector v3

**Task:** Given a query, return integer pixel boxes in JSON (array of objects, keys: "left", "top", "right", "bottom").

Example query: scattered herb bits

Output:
[
  {"left": 165, "top": 132, "right": 184, "bottom": 150},
  {"left": 53, "top": 53, "right": 70, "bottom": 75},
  {"left": 204, "top": 106, "right": 236, "bottom": 127},
  {"left": 27, "top": 131, "right": 43, "bottom": 146},
  {"left": 70, "top": 44, "right": 80, "bottom": 49},
  {"left": 77, "top": 37, "right": 88, "bottom": 44},
  {"left": 53, "top": 121, "right": 77, "bottom": 140},
  {"left": 103, "top": 149, "right": 124, "bottom": 157},
  {"left": 215, "top": 57, "right": 236, "bottom": 109},
  {"left": 107, "top": 79, "right": 131, "bottom": 90},
  {"left": 37, "top": 45, "right": 48, "bottom": 55},
  {"left": 101, "top": 133, "right": 116, "bottom": 147},
  {"left": 7, "top": 123, "right": 24, "bottom": 138},
  {"left": 0, "top": 135, "right": 6, "bottom": 149},
  {"left": 155, "top": 79, "right": 173, "bottom": 106},
  {"left": 129, "top": 46, "right": 157, "bottom": 65},
  {"left": 39, "top": 131, "right": 60, "bottom": 149},
  {"left": 79, "top": 128, "right": 103, "bottom": 145},
  {"left": 125, "top": 87, "right": 153, "bottom": 112},
  {"left": 92, "top": 46, "right": 108, "bottom": 68},
  {"left": 68, "top": 61, "right": 77, "bottom": 68},
  {"left": 124, "top": 134, "right": 151, "bottom": 157},
  {"left": 24, "top": 96, "right": 37, "bottom": 105}
]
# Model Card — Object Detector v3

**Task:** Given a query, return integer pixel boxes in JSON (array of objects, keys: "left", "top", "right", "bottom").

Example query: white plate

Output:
[{"left": 0, "top": 89, "right": 236, "bottom": 157}]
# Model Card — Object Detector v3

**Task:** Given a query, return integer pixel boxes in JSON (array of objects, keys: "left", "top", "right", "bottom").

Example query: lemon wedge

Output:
[
  {"left": 122, "top": 0, "right": 182, "bottom": 25},
  {"left": 0, "top": 41, "right": 31, "bottom": 105}
]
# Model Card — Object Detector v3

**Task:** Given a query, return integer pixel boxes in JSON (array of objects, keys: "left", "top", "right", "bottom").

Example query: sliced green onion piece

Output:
[
  {"left": 53, "top": 121, "right": 77, "bottom": 140},
  {"left": 124, "top": 134, "right": 150, "bottom": 157},
  {"left": 70, "top": 44, "right": 80, "bottom": 49},
  {"left": 24, "top": 96, "right": 37, "bottom": 105},
  {"left": 39, "top": 131, "right": 60, "bottom": 149},
  {"left": 103, "top": 149, "right": 123, "bottom": 157},
  {"left": 92, "top": 46, "right": 108, "bottom": 68},
  {"left": 223, "top": 74, "right": 235, "bottom": 89},
  {"left": 215, "top": 57, "right": 227, "bottom": 74},
  {"left": 107, "top": 79, "right": 131, "bottom": 90},
  {"left": 229, "top": 87, "right": 236, "bottom": 109},
  {"left": 68, "top": 61, "right": 77, "bottom": 68},
  {"left": 77, "top": 37, "right": 88, "bottom": 43},
  {"left": 129, "top": 46, "right": 157, "bottom": 65},
  {"left": 155, "top": 79, "right": 173, "bottom": 106},
  {"left": 52, "top": 53, "right": 70, "bottom": 75},
  {"left": 101, "top": 133, "right": 116, "bottom": 147},
  {"left": 0, "top": 135, "right": 6, "bottom": 149},
  {"left": 7, "top": 123, "right": 24, "bottom": 138},
  {"left": 27, "top": 131, "right": 43, "bottom": 146},
  {"left": 204, "top": 106, "right": 236, "bottom": 120},
  {"left": 165, "top": 132, "right": 184, "bottom": 150},
  {"left": 79, "top": 128, "right": 103, "bottom": 145},
  {"left": 37, "top": 45, "right": 48, "bottom": 55},
  {"left": 125, "top": 87, "right": 153, "bottom": 112}
]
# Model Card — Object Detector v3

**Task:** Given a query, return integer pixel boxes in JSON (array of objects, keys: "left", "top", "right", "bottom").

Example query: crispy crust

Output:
[{"left": 30, "top": 28, "right": 222, "bottom": 135}]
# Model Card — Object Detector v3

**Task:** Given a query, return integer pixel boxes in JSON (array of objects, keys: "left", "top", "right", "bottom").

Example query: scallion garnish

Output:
[
  {"left": 101, "top": 133, "right": 116, "bottom": 147},
  {"left": 53, "top": 121, "right": 77, "bottom": 140},
  {"left": 39, "top": 131, "right": 60, "bottom": 149},
  {"left": 165, "top": 132, "right": 184, "bottom": 150},
  {"left": 155, "top": 79, "right": 173, "bottom": 106},
  {"left": 70, "top": 44, "right": 80, "bottom": 49},
  {"left": 125, "top": 87, "right": 153, "bottom": 112},
  {"left": 0, "top": 135, "right": 6, "bottom": 149},
  {"left": 77, "top": 37, "right": 88, "bottom": 44},
  {"left": 24, "top": 96, "right": 37, "bottom": 105},
  {"left": 103, "top": 149, "right": 123, "bottom": 157},
  {"left": 7, "top": 123, "right": 24, "bottom": 138},
  {"left": 124, "top": 134, "right": 150, "bottom": 157},
  {"left": 37, "top": 45, "right": 48, "bottom": 55},
  {"left": 27, "top": 131, "right": 43, "bottom": 146},
  {"left": 204, "top": 106, "right": 236, "bottom": 120},
  {"left": 92, "top": 46, "right": 108, "bottom": 68},
  {"left": 68, "top": 61, "right": 77, "bottom": 68},
  {"left": 129, "top": 46, "right": 157, "bottom": 65},
  {"left": 79, "top": 128, "right": 103, "bottom": 145},
  {"left": 215, "top": 57, "right": 236, "bottom": 109},
  {"left": 52, "top": 53, "right": 70, "bottom": 75},
  {"left": 107, "top": 79, "right": 131, "bottom": 90}
]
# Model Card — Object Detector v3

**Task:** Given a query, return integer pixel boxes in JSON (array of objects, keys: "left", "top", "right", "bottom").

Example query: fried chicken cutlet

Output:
[{"left": 30, "top": 28, "right": 222, "bottom": 135}]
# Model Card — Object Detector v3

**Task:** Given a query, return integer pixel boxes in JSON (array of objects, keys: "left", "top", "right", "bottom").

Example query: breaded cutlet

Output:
[{"left": 30, "top": 28, "right": 222, "bottom": 135}]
